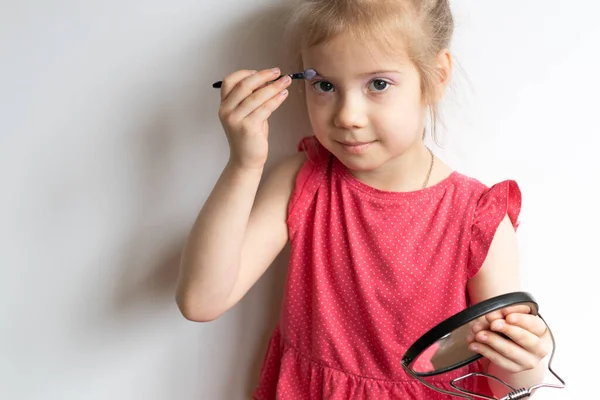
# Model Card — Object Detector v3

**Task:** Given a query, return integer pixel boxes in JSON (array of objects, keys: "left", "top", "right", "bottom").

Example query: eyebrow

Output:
[
  {"left": 313, "top": 70, "right": 402, "bottom": 80},
  {"left": 359, "top": 70, "right": 402, "bottom": 77}
]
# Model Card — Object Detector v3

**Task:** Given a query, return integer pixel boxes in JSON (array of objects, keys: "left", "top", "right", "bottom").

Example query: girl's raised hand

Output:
[{"left": 218, "top": 68, "right": 292, "bottom": 170}]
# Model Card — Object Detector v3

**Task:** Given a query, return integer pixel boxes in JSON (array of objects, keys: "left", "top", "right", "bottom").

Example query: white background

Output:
[{"left": 1, "top": 1, "right": 597, "bottom": 399}]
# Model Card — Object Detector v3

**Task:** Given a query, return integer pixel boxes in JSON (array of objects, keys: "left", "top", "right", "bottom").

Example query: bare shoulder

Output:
[
  {"left": 267, "top": 151, "right": 306, "bottom": 180},
  {"left": 257, "top": 151, "right": 306, "bottom": 196}
]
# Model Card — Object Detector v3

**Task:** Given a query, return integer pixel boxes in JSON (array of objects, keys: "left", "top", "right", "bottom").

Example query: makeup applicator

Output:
[{"left": 212, "top": 68, "right": 318, "bottom": 88}]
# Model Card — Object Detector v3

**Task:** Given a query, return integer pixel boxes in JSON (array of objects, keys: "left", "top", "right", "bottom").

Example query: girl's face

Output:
[{"left": 302, "top": 32, "right": 429, "bottom": 174}]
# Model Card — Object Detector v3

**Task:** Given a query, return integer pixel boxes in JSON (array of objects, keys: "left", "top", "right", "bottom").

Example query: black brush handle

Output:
[{"left": 213, "top": 73, "right": 309, "bottom": 89}]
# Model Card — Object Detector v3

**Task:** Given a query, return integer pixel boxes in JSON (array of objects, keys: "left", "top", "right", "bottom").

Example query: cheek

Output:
[
  {"left": 373, "top": 98, "right": 426, "bottom": 143},
  {"left": 375, "top": 96, "right": 417, "bottom": 125},
  {"left": 306, "top": 90, "right": 332, "bottom": 108},
  {"left": 306, "top": 96, "right": 331, "bottom": 125}
]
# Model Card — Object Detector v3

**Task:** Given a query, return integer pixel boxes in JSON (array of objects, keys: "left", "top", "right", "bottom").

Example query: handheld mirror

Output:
[{"left": 401, "top": 292, "right": 565, "bottom": 399}]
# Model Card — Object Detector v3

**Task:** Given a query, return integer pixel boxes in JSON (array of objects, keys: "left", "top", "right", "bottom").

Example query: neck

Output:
[{"left": 349, "top": 141, "right": 433, "bottom": 192}]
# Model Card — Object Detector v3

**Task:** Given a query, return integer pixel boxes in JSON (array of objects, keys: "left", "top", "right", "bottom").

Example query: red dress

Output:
[{"left": 253, "top": 136, "right": 521, "bottom": 399}]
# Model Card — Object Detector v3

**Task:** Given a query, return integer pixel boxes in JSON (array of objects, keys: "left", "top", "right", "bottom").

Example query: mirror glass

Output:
[{"left": 410, "top": 302, "right": 538, "bottom": 375}]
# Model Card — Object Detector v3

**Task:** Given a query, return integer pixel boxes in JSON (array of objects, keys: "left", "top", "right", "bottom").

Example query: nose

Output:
[{"left": 333, "top": 94, "right": 368, "bottom": 130}]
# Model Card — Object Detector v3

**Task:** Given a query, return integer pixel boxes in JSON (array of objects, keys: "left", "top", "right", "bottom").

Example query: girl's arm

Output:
[
  {"left": 176, "top": 153, "right": 304, "bottom": 322},
  {"left": 176, "top": 67, "right": 297, "bottom": 322},
  {"left": 467, "top": 216, "right": 552, "bottom": 397}
]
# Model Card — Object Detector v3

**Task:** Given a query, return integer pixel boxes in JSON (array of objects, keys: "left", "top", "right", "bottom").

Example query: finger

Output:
[
  {"left": 467, "top": 317, "right": 490, "bottom": 344},
  {"left": 465, "top": 332, "right": 475, "bottom": 345},
  {"left": 501, "top": 304, "right": 532, "bottom": 317},
  {"left": 505, "top": 313, "right": 547, "bottom": 337},
  {"left": 220, "top": 70, "right": 258, "bottom": 101},
  {"left": 484, "top": 310, "right": 505, "bottom": 324},
  {"left": 469, "top": 341, "right": 524, "bottom": 373},
  {"left": 491, "top": 321, "right": 547, "bottom": 357},
  {"left": 245, "top": 87, "right": 290, "bottom": 124},
  {"left": 221, "top": 68, "right": 282, "bottom": 110},
  {"left": 233, "top": 75, "right": 292, "bottom": 119},
  {"left": 490, "top": 318, "right": 551, "bottom": 359},
  {"left": 475, "top": 330, "right": 539, "bottom": 370},
  {"left": 485, "top": 305, "right": 531, "bottom": 324},
  {"left": 470, "top": 317, "right": 490, "bottom": 335}
]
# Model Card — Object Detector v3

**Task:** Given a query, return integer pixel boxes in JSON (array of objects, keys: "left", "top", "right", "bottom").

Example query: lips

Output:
[
  {"left": 337, "top": 140, "right": 375, "bottom": 154},
  {"left": 337, "top": 139, "right": 375, "bottom": 146},
  {"left": 340, "top": 141, "right": 371, "bottom": 146}
]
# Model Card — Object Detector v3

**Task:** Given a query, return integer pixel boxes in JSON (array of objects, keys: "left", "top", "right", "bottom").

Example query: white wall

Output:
[{"left": 1, "top": 1, "right": 596, "bottom": 399}]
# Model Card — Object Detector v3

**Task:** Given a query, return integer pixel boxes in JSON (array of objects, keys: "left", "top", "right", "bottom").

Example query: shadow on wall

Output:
[
  {"left": 202, "top": 4, "right": 311, "bottom": 397},
  {"left": 109, "top": 2, "right": 309, "bottom": 399},
  {"left": 205, "top": 1, "right": 312, "bottom": 169},
  {"left": 110, "top": 105, "right": 192, "bottom": 318}
]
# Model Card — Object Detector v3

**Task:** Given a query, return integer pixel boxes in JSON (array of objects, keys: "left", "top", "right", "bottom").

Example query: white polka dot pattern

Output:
[{"left": 252, "top": 136, "right": 521, "bottom": 399}]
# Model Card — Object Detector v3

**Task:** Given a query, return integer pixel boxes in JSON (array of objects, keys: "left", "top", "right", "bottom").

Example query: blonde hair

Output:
[{"left": 284, "top": 0, "right": 454, "bottom": 141}]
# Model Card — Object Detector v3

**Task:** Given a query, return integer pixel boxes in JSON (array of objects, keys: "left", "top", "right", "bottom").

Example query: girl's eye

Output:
[
  {"left": 312, "top": 81, "right": 335, "bottom": 93},
  {"left": 368, "top": 79, "right": 390, "bottom": 92}
]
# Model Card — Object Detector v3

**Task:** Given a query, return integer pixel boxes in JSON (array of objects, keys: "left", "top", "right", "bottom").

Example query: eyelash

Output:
[{"left": 311, "top": 79, "right": 393, "bottom": 94}]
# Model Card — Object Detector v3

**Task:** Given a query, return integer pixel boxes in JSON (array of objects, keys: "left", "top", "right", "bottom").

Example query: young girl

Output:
[{"left": 177, "top": 0, "right": 552, "bottom": 398}]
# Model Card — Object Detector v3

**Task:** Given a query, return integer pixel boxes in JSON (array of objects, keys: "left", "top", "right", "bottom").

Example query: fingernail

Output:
[
  {"left": 494, "top": 321, "right": 504, "bottom": 329},
  {"left": 470, "top": 344, "right": 479, "bottom": 351},
  {"left": 282, "top": 76, "right": 291, "bottom": 84},
  {"left": 479, "top": 333, "right": 488, "bottom": 341},
  {"left": 251, "top": 70, "right": 257, "bottom": 74},
  {"left": 281, "top": 89, "right": 288, "bottom": 97},
  {"left": 271, "top": 68, "right": 280, "bottom": 74}
]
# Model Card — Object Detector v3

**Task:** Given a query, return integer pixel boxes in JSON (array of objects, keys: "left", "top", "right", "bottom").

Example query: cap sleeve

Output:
[
  {"left": 290, "top": 137, "right": 329, "bottom": 202},
  {"left": 287, "top": 136, "right": 331, "bottom": 238},
  {"left": 467, "top": 180, "right": 521, "bottom": 279}
]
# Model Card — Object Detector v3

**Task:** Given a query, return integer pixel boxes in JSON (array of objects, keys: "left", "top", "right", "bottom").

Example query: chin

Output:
[{"left": 334, "top": 153, "right": 385, "bottom": 172}]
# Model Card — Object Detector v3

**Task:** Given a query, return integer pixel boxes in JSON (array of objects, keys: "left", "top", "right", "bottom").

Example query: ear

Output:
[{"left": 434, "top": 49, "right": 453, "bottom": 101}]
